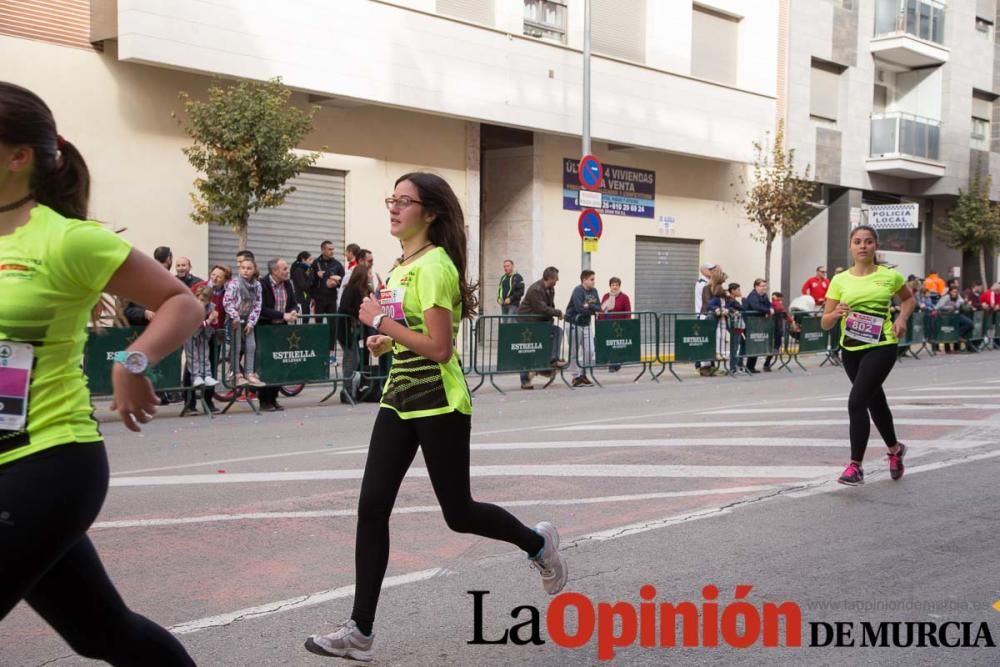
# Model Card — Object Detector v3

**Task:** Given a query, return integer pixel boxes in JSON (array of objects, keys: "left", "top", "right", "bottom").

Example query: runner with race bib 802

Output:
[{"left": 821, "top": 224, "right": 915, "bottom": 486}]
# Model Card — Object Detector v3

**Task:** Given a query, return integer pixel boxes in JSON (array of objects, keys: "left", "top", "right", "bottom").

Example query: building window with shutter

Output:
[
  {"left": 690, "top": 5, "right": 740, "bottom": 86},
  {"left": 436, "top": 0, "right": 495, "bottom": 27},
  {"left": 524, "top": 0, "right": 567, "bottom": 43},
  {"left": 971, "top": 117, "right": 991, "bottom": 150},
  {"left": 810, "top": 59, "right": 844, "bottom": 123}
]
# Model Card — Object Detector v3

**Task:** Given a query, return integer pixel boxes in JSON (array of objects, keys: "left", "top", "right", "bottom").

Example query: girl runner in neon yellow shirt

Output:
[
  {"left": 304, "top": 173, "right": 568, "bottom": 661},
  {"left": 0, "top": 82, "right": 201, "bottom": 664},
  {"left": 821, "top": 224, "right": 915, "bottom": 486}
]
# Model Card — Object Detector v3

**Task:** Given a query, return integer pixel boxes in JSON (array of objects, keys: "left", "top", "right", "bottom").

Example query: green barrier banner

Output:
[
  {"left": 672, "top": 318, "right": 717, "bottom": 363},
  {"left": 256, "top": 324, "right": 329, "bottom": 384},
  {"left": 909, "top": 312, "right": 926, "bottom": 345},
  {"left": 796, "top": 315, "right": 827, "bottom": 354},
  {"left": 84, "top": 327, "right": 181, "bottom": 395},
  {"left": 496, "top": 322, "right": 553, "bottom": 372},
  {"left": 934, "top": 314, "right": 960, "bottom": 343},
  {"left": 594, "top": 318, "right": 642, "bottom": 365},
  {"left": 744, "top": 315, "right": 773, "bottom": 357},
  {"left": 971, "top": 311, "right": 985, "bottom": 340}
]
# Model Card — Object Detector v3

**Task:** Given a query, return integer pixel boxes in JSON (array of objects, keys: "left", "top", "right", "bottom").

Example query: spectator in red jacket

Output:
[
  {"left": 801, "top": 266, "right": 829, "bottom": 306},
  {"left": 599, "top": 277, "right": 632, "bottom": 320}
]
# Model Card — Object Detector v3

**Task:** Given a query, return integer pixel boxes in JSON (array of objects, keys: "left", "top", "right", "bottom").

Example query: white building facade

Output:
[{"left": 4, "top": 0, "right": 794, "bottom": 312}]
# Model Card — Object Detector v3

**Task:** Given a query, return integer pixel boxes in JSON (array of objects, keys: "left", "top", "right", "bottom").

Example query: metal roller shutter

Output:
[
  {"left": 634, "top": 236, "right": 701, "bottom": 313},
  {"left": 208, "top": 169, "right": 346, "bottom": 270},
  {"left": 592, "top": 0, "right": 646, "bottom": 63},
  {"left": 436, "top": 0, "right": 495, "bottom": 26}
]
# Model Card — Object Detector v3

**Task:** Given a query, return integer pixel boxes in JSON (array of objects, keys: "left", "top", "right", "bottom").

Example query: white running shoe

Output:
[
  {"left": 203, "top": 375, "right": 219, "bottom": 387},
  {"left": 192, "top": 376, "right": 205, "bottom": 387},
  {"left": 531, "top": 521, "right": 568, "bottom": 595},
  {"left": 304, "top": 620, "right": 374, "bottom": 661}
]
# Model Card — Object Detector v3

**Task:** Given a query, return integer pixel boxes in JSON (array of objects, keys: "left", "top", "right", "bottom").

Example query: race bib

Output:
[
  {"left": 379, "top": 288, "right": 407, "bottom": 324},
  {"left": 0, "top": 342, "right": 33, "bottom": 432},
  {"left": 844, "top": 312, "right": 884, "bottom": 345}
]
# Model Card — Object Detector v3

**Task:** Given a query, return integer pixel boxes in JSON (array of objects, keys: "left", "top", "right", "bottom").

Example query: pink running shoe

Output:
[
  {"left": 887, "top": 443, "right": 907, "bottom": 481},
  {"left": 837, "top": 462, "right": 864, "bottom": 486}
]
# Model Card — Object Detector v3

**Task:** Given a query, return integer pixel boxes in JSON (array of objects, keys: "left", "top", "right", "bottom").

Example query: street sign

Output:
[
  {"left": 578, "top": 190, "right": 603, "bottom": 208},
  {"left": 578, "top": 154, "right": 604, "bottom": 191},
  {"left": 578, "top": 208, "right": 603, "bottom": 239}
]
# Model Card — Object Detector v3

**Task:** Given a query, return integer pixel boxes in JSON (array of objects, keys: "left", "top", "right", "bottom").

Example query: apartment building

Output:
[
  {"left": 4, "top": 0, "right": 788, "bottom": 313},
  {"left": 784, "top": 0, "right": 1000, "bottom": 290}
]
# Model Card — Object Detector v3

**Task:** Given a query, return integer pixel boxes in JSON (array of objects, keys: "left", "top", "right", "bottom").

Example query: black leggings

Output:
[
  {"left": 351, "top": 409, "right": 544, "bottom": 634},
  {"left": 841, "top": 345, "right": 899, "bottom": 462},
  {"left": 0, "top": 442, "right": 194, "bottom": 666}
]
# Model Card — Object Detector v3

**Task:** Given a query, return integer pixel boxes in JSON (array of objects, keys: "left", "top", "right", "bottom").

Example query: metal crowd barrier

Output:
[
  {"left": 558, "top": 311, "right": 658, "bottom": 387},
  {"left": 470, "top": 314, "right": 564, "bottom": 394}
]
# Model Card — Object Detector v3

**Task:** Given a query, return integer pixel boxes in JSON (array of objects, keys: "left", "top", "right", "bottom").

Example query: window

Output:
[
  {"left": 976, "top": 18, "right": 993, "bottom": 40},
  {"left": 690, "top": 5, "right": 739, "bottom": 85},
  {"left": 524, "top": 0, "right": 567, "bottom": 43},
  {"left": 591, "top": 0, "right": 646, "bottom": 63},
  {"left": 874, "top": 0, "right": 945, "bottom": 44},
  {"left": 972, "top": 117, "right": 991, "bottom": 150},
  {"left": 810, "top": 59, "right": 843, "bottom": 123}
]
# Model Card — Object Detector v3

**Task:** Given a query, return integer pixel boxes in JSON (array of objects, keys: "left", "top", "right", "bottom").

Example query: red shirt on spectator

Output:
[
  {"left": 980, "top": 290, "right": 999, "bottom": 309},
  {"left": 191, "top": 279, "right": 225, "bottom": 330},
  {"left": 801, "top": 276, "right": 829, "bottom": 304},
  {"left": 598, "top": 292, "right": 632, "bottom": 320}
]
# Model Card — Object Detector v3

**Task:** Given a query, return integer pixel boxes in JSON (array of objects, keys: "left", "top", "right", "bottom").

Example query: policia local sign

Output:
[
  {"left": 563, "top": 158, "right": 655, "bottom": 219},
  {"left": 865, "top": 203, "right": 919, "bottom": 230}
]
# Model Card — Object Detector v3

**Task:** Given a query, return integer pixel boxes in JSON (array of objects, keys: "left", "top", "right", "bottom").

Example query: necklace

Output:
[
  {"left": 0, "top": 193, "right": 33, "bottom": 214},
  {"left": 400, "top": 242, "right": 433, "bottom": 265}
]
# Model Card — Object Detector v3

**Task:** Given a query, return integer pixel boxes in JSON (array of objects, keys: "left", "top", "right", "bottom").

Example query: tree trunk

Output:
[
  {"left": 237, "top": 220, "right": 249, "bottom": 252},
  {"left": 979, "top": 247, "right": 988, "bottom": 286},
  {"left": 764, "top": 232, "right": 774, "bottom": 285}
]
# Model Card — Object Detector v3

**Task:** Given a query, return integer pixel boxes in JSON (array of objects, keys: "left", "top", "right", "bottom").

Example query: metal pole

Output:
[{"left": 582, "top": 0, "right": 592, "bottom": 272}]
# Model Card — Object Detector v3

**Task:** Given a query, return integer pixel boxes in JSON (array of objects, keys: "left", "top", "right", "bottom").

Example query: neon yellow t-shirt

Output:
[
  {"left": 826, "top": 265, "right": 906, "bottom": 351},
  {"left": 0, "top": 204, "right": 132, "bottom": 465},
  {"left": 379, "top": 247, "right": 472, "bottom": 419}
]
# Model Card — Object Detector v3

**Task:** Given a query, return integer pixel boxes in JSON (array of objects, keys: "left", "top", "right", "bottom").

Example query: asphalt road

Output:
[{"left": 3, "top": 350, "right": 999, "bottom": 666}]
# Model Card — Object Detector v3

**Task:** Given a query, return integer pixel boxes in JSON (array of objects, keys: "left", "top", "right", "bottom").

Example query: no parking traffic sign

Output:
[
  {"left": 578, "top": 154, "right": 604, "bottom": 191},
  {"left": 578, "top": 208, "right": 603, "bottom": 239}
]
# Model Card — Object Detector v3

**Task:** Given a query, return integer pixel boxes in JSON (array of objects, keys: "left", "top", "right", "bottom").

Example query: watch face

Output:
[{"left": 124, "top": 351, "right": 148, "bottom": 374}]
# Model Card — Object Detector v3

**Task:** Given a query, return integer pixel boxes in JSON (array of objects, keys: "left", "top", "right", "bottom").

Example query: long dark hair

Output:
[
  {"left": 0, "top": 82, "right": 89, "bottom": 220},
  {"left": 395, "top": 172, "right": 478, "bottom": 317},
  {"left": 347, "top": 256, "right": 372, "bottom": 296}
]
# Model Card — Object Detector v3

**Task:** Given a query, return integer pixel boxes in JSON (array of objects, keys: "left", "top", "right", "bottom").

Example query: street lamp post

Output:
[{"left": 582, "top": 0, "right": 592, "bottom": 272}]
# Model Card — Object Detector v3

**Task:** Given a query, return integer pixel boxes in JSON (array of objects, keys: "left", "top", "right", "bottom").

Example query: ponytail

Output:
[
  {"left": 32, "top": 138, "right": 90, "bottom": 220},
  {"left": 0, "top": 82, "right": 91, "bottom": 220}
]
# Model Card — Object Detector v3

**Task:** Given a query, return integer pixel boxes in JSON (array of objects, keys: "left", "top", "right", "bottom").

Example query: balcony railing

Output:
[
  {"left": 874, "top": 0, "right": 946, "bottom": 45},
  {"left": 870, "top": 112, "right": 941, "bottom": 160}
]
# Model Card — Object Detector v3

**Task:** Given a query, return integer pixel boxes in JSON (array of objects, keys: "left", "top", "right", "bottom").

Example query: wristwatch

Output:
[
  {"left": 112, "top": 350, "right": 150, "bottom": 375},
  {"left": 372, "top": 313, "right": 387, "bottom": 331}
]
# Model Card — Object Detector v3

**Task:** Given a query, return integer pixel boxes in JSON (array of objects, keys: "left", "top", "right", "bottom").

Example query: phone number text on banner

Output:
[{"left": 563, "top": 158, "right": 655, "bottom": 219}]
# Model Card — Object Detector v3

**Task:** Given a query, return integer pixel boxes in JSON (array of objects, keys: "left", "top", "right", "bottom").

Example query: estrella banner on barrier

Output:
[
  {"left": 255, "top": 324, "right": 329, "bottom": 384},
  {"left": 796, "top": 315, "right": 826, "bottom": 354},
  {"left": 934, "top": 314, "right": 960, "bottom": 343},
  {"left": 972, "top": 311, "right": 985, "bottom": 340},
  {"left": 744, "top": 316, "right": 773, "bottom": 357},
  {"left": 84, "top": 327, "right": 182, "bottom": 395},
  {"left": 496, "top": 322, "right": 554, "bottom": 372},
  {"left": 594, "top": 318, "right": 641, "bottom": 365},
  {"left": 672, "top": 318, "right": 717, "bottom": 363}
]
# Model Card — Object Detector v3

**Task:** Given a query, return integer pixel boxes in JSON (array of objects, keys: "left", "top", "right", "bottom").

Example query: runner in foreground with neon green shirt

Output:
[
  {"left": 304, "top": 173, "right": 567, "bottom": 662},
  {"left": 0, "top": 82, "right": 201, "bottom": 665},
  {"left": 821, "top": 224, "right": 915, "bottom": 486}
]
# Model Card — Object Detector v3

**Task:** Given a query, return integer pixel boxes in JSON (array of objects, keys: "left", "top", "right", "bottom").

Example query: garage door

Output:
[
  {"left": 634, "top": 236, "right": 701, "bottom": 313},
  {"left": 208, "top": 169, "right": 346, "bottom": 270}
]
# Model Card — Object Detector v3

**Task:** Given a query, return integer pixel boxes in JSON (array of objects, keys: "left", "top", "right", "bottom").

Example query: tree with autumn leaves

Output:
[
  {"left": 173, "top": 78, "right": 319, "bottom": 250},
  {"left": 733, "top": 120, "right": 816, "bottom": 284},
  {"left": 939, "top": 159, "right": 1000, "bottom": 285}
]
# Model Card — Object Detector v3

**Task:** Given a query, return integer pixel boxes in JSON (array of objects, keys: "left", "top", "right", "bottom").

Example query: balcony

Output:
[
  {"left": 871, "top": 0, "right": 949, "bottom": 68},
  {"left": 867, "top": 112, "right": 946, "bottom": 178}
]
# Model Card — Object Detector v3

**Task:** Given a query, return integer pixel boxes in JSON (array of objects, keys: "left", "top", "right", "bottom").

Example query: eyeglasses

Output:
[{"left": 384, "top": 196, "right": 423, "bottom": 210}]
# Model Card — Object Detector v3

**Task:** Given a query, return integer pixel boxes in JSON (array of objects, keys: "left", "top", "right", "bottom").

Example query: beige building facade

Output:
[{"left": 5, "top": 0, "right": 800, "bottom": 315}]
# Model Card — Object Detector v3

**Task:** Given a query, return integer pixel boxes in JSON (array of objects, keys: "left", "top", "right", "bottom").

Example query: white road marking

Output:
[
  {"left": 550, "top": 418, "right": 970, "bottom": 431},
  {"left": 905, "top": 386, "right": 998, "bottom": 392},
  {"left": 111, "top": 444, "right": 368, "bottom": 476},
  {"left": 169, "top": 568, "right": 446, "bottom": 635},
  {"left": 92, "top": 484, "right": 783, "bottom": 529},
  {"left": 464, "top": 438, "right": 985, "bottom": 451},
  {"left": 108, "top": 465, "right": 842, "bottom": 487},
  {"left": 165, "top": 448, "right": 1000, "bottom": 634},
  {"left": 820, "top": 394, "right": 999, "bottom": 401},
  {"left": 700, "top": 405, "right": 999, "bottom": 414}
]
